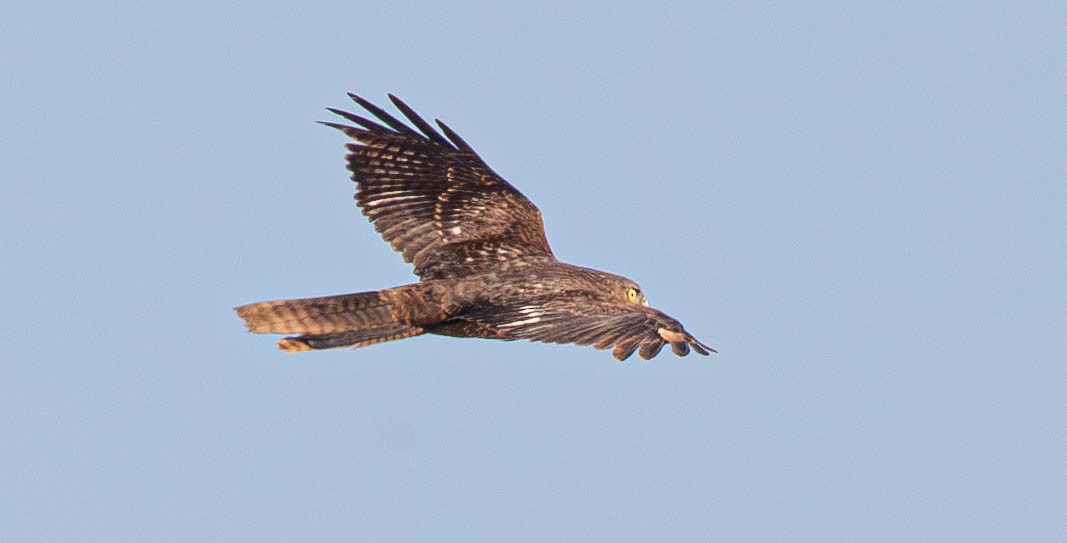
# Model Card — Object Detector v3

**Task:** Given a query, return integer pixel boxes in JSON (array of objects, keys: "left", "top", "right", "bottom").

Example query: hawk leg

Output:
[{"left": 276, "top": 326, "right": 426, "bottom": 352}]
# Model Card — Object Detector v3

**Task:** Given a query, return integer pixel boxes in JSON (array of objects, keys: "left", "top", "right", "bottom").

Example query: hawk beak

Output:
[{"left": 641, "top": 298, "right": 649, "bottom": 307}]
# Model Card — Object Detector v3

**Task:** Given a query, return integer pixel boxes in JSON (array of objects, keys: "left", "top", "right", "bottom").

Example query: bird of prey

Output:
[{"left": 235, "top": 93, "right": 714, "bottom": 361}]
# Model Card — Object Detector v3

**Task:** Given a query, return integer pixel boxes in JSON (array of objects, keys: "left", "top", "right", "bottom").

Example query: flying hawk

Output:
[{"left": 235, "top": 94, "right": 715, "bottom": 361}]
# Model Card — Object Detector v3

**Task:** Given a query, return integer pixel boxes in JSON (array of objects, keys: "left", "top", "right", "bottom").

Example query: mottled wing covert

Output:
[
  {"left": 321, "top": 94, "right": 555, "bottom": 279},
  {"left": 453, "top": 302, "right": 714, "bottom": 361}
]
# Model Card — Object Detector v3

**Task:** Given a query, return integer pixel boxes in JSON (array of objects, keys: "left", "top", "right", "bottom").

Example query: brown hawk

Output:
[{"left": 235, "top": 94, "right": 714, "bottom": 361}]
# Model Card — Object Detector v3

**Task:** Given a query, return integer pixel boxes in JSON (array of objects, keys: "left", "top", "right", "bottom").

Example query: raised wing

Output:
[
  {"left": 321, "top": 94, "right": 555, "bottom": 279},
  {"left": 450, "top": 301, "right": 714, "bottom": 361}
]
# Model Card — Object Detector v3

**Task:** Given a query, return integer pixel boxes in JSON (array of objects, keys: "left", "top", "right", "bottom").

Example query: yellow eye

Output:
[{"left": 627, "top": 287, "right": 640, "bottom": 302}]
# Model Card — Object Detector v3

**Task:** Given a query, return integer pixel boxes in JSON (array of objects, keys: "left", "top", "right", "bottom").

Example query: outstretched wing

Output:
[
  {"left": 447, "top": 301, "right": 714, "bottom": 361},
  {"left": 321, "top": 94, "right": 555, "bottom": 279}
]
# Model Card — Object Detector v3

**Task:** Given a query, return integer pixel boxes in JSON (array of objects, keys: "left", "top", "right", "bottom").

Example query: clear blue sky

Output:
[{"left": 2, "top": 1, "right": 1063, "bottom": 541}]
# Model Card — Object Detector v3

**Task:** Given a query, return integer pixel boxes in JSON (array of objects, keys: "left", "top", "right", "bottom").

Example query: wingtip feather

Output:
[
  {"left": 317, "top": 121, "right": 363, "bottom": 139},
  {"left": 387, "top": 94, "right": 452, "bottom": 146}
]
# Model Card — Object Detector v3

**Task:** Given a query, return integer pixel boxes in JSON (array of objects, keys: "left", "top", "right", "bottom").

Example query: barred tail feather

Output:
[
  {"left": 235, "top": 291, "right": 397, "bottom": 335},
  {"left": 235, "top": 284, "right": 443, "bottom": 352}
]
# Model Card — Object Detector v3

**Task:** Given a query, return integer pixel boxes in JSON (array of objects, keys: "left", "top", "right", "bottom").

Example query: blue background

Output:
[{"left": 3, "top": 1, "right": 1063, "bottom": 541}]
